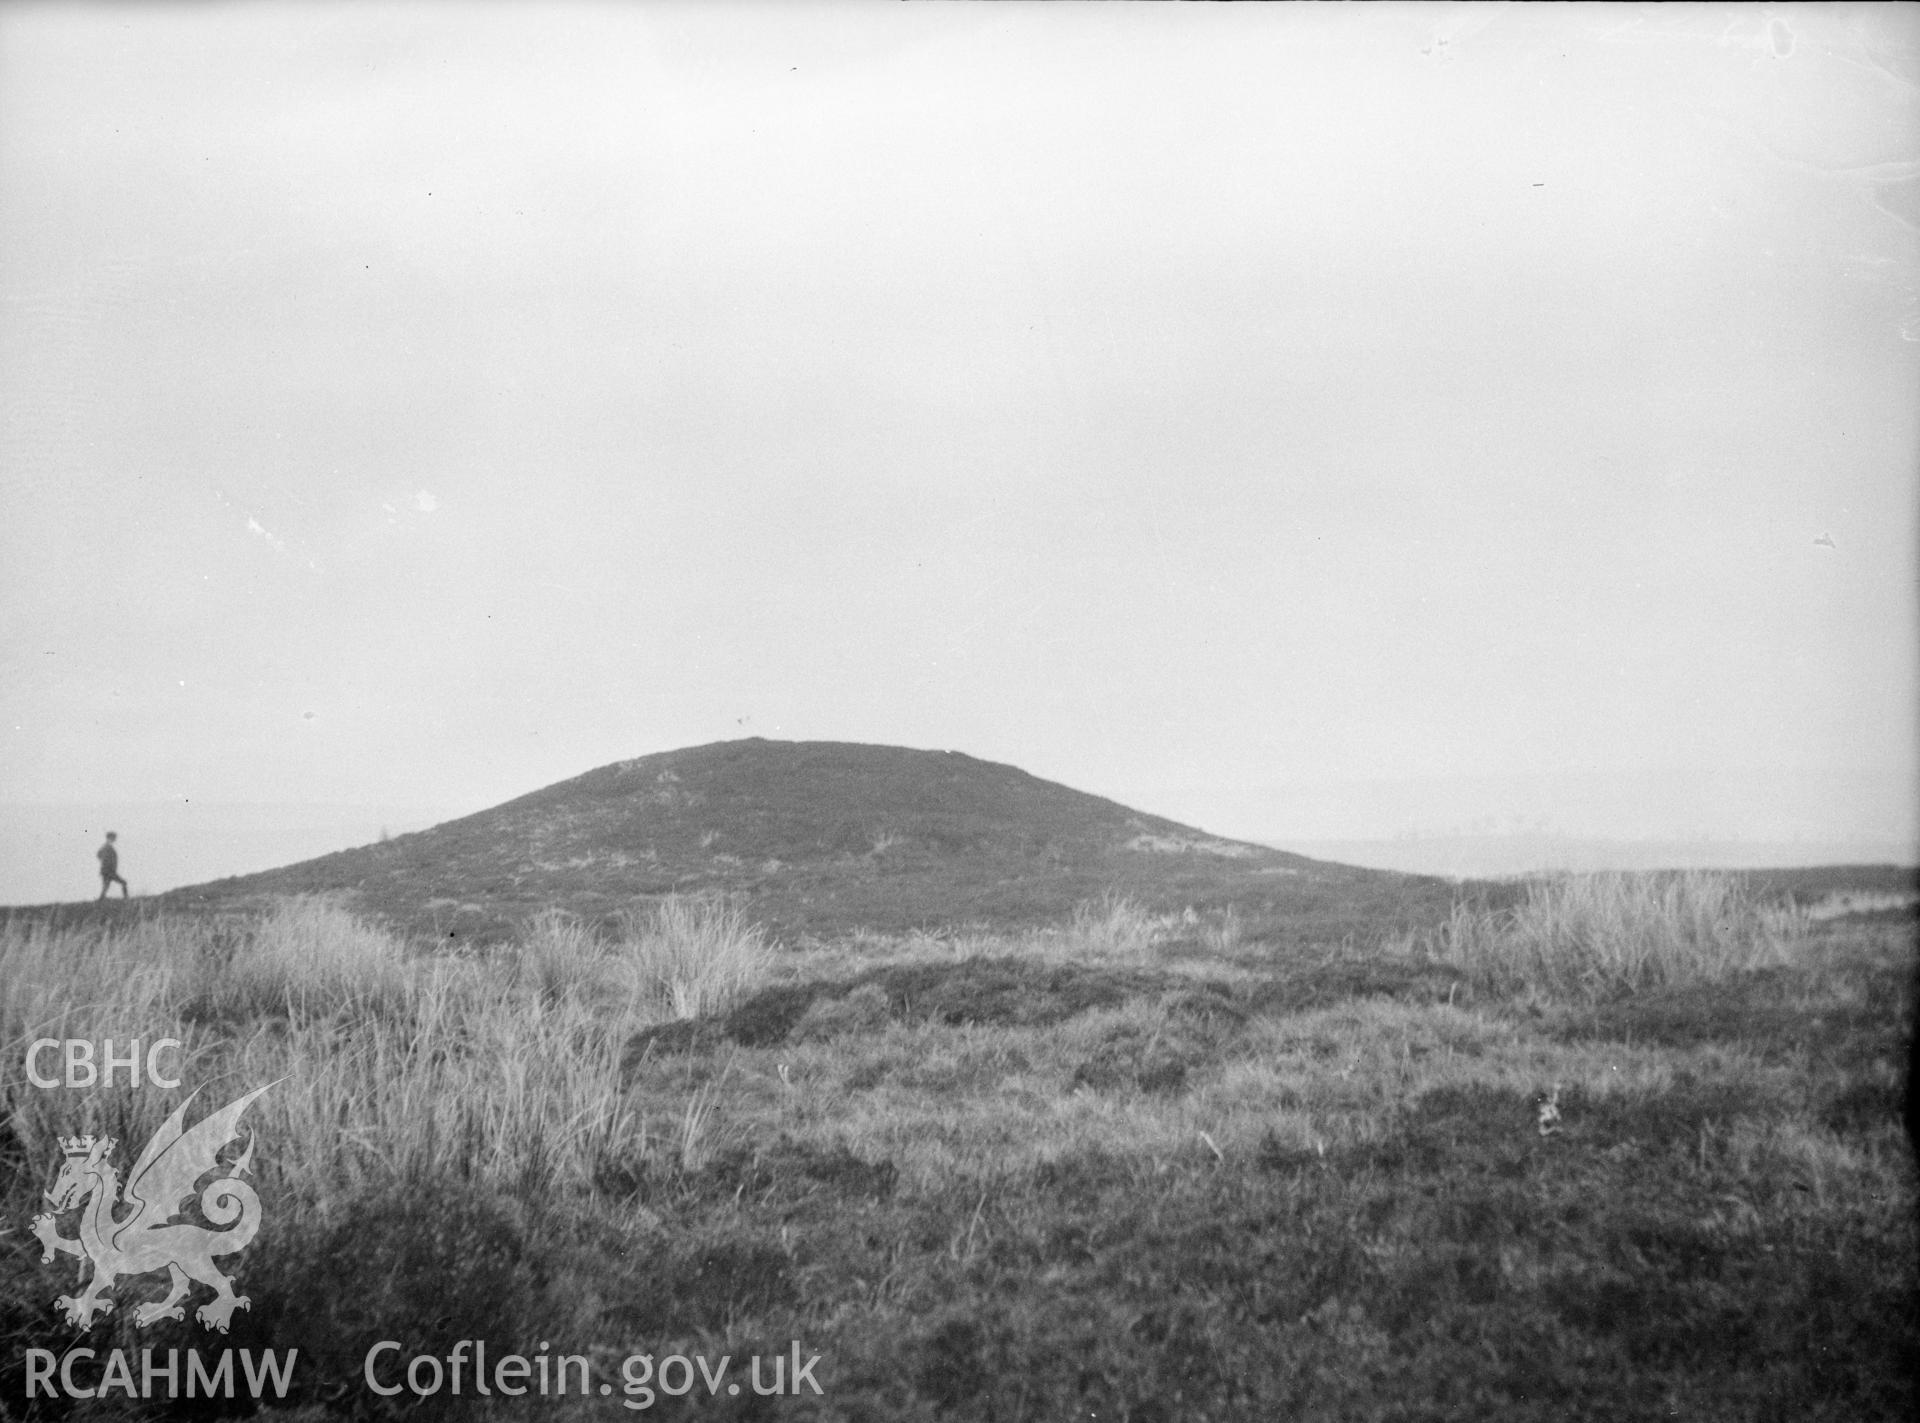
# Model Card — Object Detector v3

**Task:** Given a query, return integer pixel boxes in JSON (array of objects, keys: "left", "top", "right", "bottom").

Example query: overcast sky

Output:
[{"left": 3, "top": 2, "right": 1916, "bottom": 896}]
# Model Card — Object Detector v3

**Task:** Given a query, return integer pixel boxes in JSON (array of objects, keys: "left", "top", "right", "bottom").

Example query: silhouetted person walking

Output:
[{"left": 97, "top": 832, "right": 129, "bottom": 899}]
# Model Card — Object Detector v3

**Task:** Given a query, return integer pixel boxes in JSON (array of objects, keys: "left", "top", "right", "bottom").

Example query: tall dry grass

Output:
[
  {"left": 1, "top": 894, "right": 777, "bottom": 1214},
  {"left": 1435, "top": 870, "right": 1803, "bottom": 1000},
  {"left": 190, "top": 896, "right": 411, "bottom": 1021},
  {"left": 514, "top": 906, "right": 614, "bottom": 1004},
  {"left": 1, "top": 915, "right": 182, "bottom": 1061},
  {"left": 619, "top": 893, "right": 773, "bottom": 1020},
  {"left": 1063, "top": 892, "right": 1164, "bottom": 958}
]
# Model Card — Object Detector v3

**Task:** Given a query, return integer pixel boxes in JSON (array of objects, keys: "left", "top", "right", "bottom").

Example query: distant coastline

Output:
[{"left": 1277, "top": 835, "right": 1919, "bottom": 880}]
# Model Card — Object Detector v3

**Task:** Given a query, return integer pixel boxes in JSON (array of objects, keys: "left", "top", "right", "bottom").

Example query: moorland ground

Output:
[{"left": 2, "top": 871, "right": 1914, "bottom": 1422}]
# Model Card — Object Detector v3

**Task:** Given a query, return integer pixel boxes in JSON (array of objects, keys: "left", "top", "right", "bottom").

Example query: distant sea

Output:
[
  {"left": 1132, "top": 767, "right": 1917, "bottom": 881},
  {"left": 0, "top": 802, "right": 464, "bottom": 906},
  {"left": 1280, "top": 835, "right": 1919, "bottom": 880}
]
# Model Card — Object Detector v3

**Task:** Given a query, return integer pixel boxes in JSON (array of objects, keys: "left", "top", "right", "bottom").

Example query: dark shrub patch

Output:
[
  {"left": 697, "top": 1139, "right": 899, "bottom": 1205},
  {"left": 788, "top": 982, "right": 892, "bottom": 1042},
  {"left": 787, "top": 1144, "right": 898, "bottom": 1200},
  {"left": 1365, "top": 1083, "right": 1546, "bottom": 1176},
  {"left": 604, "top": 1139, "right": 899, "bottom": 1211},
  {"left": 725, "top": 983, "right": 828, "bottom": 1047},
  {"left": 1134, "top": 1055, "right": 1190, "bottom": 1095},
  {"left": 916, "top": 1316, "right": 988, "bottom": 1410},
  {"left": 1070, "top": 1028, "right": 1195, "bottom": 1097},
  {"left": 1027, "top": 1150, "right": 1146, "bottom": 1208},
  {"left": 1571, "top": 1075, "right": 1775, "bottom": 1149},
  {"left": 253, "top": 1179, "right": 532, "bottom": 1412},
  {"left": 650, "top": 960, "right": 1222, "bottom": 1055},
  {"left": 1240, "top": 955, "right": 1467, "bottom": 1016},
  {"left": 852, "top": 956, "right": 1163, "bottom": 1029},
  {"left": 619, "top": 983, "right": 830, "bottom": 1068},
  {"left": 591, "top": 1149, "right": 655, "bottom": 1201},
  {"left": 1071, "top": 1053, "right": 1187, "bottom": 1095},
  {"left": 1255, "top": 1129, "right": 1324, "bottom": 1174},
  {"left": 670, "top": 1240, "right": 793, "bottom": 1330},
  {"left": 622, "top": 1016, "right": 729, "bottom": 1067},
  {"left": 1550, "top": 966, "right": 1908, "bottom": 1076},
  {"left": 1822, "top": 1078, "right": 1906, "bottom": 1134},
  {"left": 605, "top": 1238, "right": 793, "bottom": 1334},
  {"left": 1161, "top": 981, "right": 1248, "bottom": 1027}
]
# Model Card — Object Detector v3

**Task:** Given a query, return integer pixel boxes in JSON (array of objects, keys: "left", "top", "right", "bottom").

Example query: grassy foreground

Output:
[{"left": 2, "top": 878, "right": 1914, "bottom": 1420}]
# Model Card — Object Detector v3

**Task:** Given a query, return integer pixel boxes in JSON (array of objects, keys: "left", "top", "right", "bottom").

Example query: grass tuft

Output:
[
  {"left": 619, "top": 893, "right": 775, "bottom": 1020},
  {"left": 515, "top": 906, "right": 610, "bottom": 1004},
  {"left": 1435, "top": 871, "right": 1803, "bottom": 1001},
  {"left": 191, "top": 895, "right": 410, "bottom": 1022},
  {"left": 1065, "top": 891, "right": 1165, "bottom": 958}
]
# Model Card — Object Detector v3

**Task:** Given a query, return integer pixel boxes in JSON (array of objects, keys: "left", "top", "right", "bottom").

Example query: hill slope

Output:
[{"left": 154, "top": 739, "right": 1440, "bottom": 941}]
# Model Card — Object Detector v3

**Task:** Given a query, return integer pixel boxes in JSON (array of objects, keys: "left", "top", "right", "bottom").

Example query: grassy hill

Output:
[{"left": 144, "top": 739, "right": 1451, "bottom": 943}]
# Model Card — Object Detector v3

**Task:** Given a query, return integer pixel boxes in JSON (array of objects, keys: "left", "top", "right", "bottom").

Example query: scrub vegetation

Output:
[
  {"left": 1432, "top": 869, "right": 1807, "bottom": 1001},
  {"left": 1, "top": 876, "right": 1913, "bottom": 1421}
]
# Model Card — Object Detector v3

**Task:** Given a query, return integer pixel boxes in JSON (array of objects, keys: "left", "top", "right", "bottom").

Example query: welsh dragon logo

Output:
[{"left": 32, "top": 1083, "right": 275, "bottom": 1332}]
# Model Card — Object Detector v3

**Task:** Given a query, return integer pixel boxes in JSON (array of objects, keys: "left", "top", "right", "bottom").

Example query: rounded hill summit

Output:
[{"left": 165, "top": 739, "right": 1408, "bottom": 940}]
